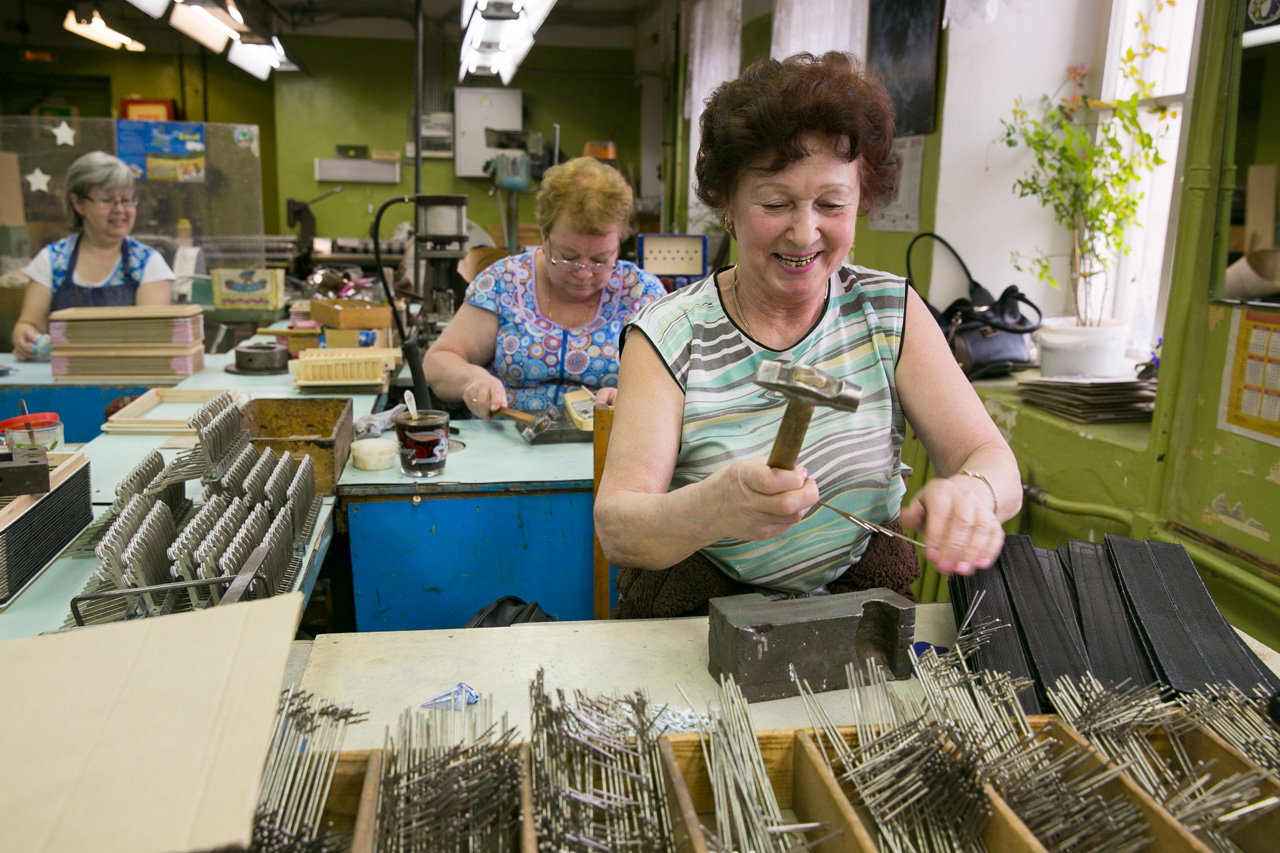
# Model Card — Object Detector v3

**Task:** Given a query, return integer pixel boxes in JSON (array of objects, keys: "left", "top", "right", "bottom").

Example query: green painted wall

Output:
[
  {"left": 272, "top": 36, "right": 641, "bottom": 242},
  {"left": 0, "top": 44, "right": 279, "bottom": 233}
]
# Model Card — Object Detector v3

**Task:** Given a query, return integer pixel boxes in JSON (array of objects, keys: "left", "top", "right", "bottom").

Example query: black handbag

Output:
[
  {"left": 462, "top": 595, "right": 555, "bottom": 628},
  {"left": 907, "top": 232, "right": 1043, "bottom": 380}
]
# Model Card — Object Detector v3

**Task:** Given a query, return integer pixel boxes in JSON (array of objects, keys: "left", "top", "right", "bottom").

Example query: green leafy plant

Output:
[{"left": 999, "top": 4, "right": 1175, "bottom": 326}]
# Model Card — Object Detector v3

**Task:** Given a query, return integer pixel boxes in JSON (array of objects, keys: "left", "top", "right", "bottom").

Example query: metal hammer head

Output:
[
  {"left": 754, "top": 361, "right": 861, "bottom": 411},
  {"left": 520, "top": 405, "right": 562, "bottom": 444}
]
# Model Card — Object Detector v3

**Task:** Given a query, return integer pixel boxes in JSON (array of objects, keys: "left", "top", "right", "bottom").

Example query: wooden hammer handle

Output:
[
  {"left": 495, "top": 406, "right": 537, "bottom": 425},
  {"left": 767, "top": 400, "right": 814, "bottom": 469}
]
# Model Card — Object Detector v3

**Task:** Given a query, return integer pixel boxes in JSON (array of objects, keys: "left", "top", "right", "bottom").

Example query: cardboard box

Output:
[
  {"left": 324, "top": 327, "right": 391, "bottom": 349},
  {"left": 213, "top": 267, "right": 285, "bottom": 309},
  {"left": 311, "top": 298, "right": 393, "bottom": 329},
  {"left": 0, "top": 594, "right": 302, "bottom": 852}
]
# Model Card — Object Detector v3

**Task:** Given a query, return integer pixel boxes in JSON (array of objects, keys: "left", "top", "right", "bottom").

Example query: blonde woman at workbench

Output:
[
  {"left": 11, "top": 151, "right": 173, "bottom": 360},
  {"left": 422, "top": 157, "right": 666, "bottom": 417},
  {"left": 595, "top": 53, "right": 1022, "bottom": 619}
]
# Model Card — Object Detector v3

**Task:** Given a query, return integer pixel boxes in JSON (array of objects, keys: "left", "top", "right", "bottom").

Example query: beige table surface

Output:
[{"left": 298, "top": 603, "right": 959, "bottom": 749}]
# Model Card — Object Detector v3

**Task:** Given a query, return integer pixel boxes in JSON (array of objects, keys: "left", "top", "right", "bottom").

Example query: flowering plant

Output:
[{"left": 999, "top": 6, "right": 1174, "bottom": 326}]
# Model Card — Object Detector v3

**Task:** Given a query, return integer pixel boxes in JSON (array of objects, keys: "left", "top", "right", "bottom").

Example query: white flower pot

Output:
[{"left": 1036, "top": 318, "right": 1130, "bottom": 377}]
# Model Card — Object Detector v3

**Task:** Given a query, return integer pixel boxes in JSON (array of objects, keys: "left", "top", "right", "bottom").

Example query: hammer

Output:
[
  {"left": 494, "top": 405, "right": 562, "bottom": 444},
  {"left": 754, "top": 361, "right": 861, "bottom": 469}
]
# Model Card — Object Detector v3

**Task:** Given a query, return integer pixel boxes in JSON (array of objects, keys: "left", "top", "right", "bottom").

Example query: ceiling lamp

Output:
[
  {"left": 458, "top": 0, "right": 556, "bottom": 86},
  {"left": 123, "top": 0, "right": 170, "bottom": 18},
  {"left": 168, "top": 1, "right": 239, "bottom": 53},
  {"left": 63, "top": 9, "right": 146, "bottom": 51},
  {"left": 227, "top": 41, "right": 277, "bottom": 80}
]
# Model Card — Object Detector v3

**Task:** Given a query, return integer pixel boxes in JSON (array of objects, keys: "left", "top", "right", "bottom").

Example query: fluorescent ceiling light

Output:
[
  {"left": 1243, "top": 25, "right": 1280, "bottom": 49},
  {"left": 63, "top": 10, "right": 146, "bottom": 51},
  {"left": 169, "top": 2, "right": 232, "bottom": 52},
  {"left": 227, "top": 41, "right": 276, "bottom": 80},
  {"left": 458, "top": 0, "right": 552, "bottom": 85},
  {"left": 125, "top": 0, "right": 171, "bottom": 18}
]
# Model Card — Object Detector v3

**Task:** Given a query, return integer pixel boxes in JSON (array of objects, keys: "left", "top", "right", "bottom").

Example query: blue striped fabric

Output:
[{"left": 626, "top": 263, "right": 908, "bottom": 593}]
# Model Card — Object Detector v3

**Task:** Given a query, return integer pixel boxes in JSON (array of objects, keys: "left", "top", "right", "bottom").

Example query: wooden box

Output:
[
  {"left": 240, "top": 397, "right": 353, "bottom": 495},
  {"left": 312, "top": 299, "right": 393, "bottom": 330}
]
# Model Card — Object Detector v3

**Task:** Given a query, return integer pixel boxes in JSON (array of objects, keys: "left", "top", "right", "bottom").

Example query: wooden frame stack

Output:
[{"left": 49, "top": 305, "right": 205, "bottom": 383}]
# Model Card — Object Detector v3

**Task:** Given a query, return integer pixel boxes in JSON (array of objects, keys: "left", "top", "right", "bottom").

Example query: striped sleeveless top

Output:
[{"left": 625, "top": 264, "right": 908, "bottom": 593}]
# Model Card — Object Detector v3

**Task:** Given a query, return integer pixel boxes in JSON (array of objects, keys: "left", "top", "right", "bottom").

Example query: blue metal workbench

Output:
[
  {"left": 338, "top": 418, "right": 599, "bottom": 632},
  {"left": 0, "top": 355, "right": 149, "bottom": 443}
]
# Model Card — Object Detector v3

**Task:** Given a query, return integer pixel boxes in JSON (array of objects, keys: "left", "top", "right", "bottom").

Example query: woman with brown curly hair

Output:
[{"left": 595, "top": 53, "right": 1021, "bottom": 617}]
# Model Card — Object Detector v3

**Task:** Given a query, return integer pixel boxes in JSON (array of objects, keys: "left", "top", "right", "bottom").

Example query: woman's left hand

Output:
[{"left": 900, "top": 475, "right": 1005, "bottom": 575}]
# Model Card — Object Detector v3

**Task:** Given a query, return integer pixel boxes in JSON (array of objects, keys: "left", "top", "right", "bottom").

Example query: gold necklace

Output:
[
  {"left": 730, "top": 265, "right": 757, "bottom": 341},
  {"left": 539, "top": 271, "right": 597, "bottom": 328}
]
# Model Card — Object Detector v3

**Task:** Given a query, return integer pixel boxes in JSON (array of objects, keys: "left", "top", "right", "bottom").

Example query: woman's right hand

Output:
[
  {"left": 462, "top": 375, "right": 509, "bottom": 419},
  {"left": 703, "top": 456, "right": 818, "bottom": 542},
  {"left": 11, "top": 323, "right": 39, "bottom": 361}
]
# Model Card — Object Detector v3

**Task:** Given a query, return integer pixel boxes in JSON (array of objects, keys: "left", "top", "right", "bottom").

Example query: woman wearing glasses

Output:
[
  {"left": 11, "top": 151, "right": 173, "bottom": 360},
  {"left": 424, "top": 156, "right": 666, "bottom": 418}
]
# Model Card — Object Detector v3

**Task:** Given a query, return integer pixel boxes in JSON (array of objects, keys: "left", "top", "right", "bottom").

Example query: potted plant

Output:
[{"left": 999, "top": 13, "right": 1172, "bottom": 374}]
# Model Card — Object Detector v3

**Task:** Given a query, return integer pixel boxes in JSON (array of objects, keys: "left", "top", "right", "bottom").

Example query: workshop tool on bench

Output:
[
  {"left": 0, "top": 447, "right": 50, "bottom": 497},
  {"left": 707, "top": 588, "right": 915, "bottom": 702},
  {"left": 494, "top": 404, "right": 585, "bottom": 444},
  {"left": 754, "top": 361, "right": 861, "bottom": 469},
  {"left": 815, "top": 498, "right": 926, "bottom": 549}
]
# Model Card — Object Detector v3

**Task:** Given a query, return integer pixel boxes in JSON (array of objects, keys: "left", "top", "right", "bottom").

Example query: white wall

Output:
[{"left": 931, "top": 1, "right": 1107, "bottom": 316}]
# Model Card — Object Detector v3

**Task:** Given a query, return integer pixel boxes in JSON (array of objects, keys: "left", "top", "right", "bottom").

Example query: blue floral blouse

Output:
[{"left": 466, "top": 250, "right": 667, "bottom": 412}]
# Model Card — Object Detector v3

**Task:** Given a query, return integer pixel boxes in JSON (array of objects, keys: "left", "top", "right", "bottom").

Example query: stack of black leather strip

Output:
[{"left": 949, "top": 534, "right": 1280, "bottom": 714}]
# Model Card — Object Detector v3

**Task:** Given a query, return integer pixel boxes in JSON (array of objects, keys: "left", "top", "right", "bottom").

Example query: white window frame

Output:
[{"left": 1097, "top": 0, "right": 1201, "bottom": 354}]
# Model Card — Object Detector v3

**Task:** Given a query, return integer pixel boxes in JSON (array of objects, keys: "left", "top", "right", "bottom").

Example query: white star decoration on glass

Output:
[
  {"left": 50, "top": 121, "right": 76, "bottom": 146},
  {"left": 25, "top": 168, "right": 51, "bottom": 193}
]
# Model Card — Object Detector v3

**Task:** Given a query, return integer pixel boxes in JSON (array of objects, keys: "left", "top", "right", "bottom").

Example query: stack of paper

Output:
[
  {"left": 49, "top": 305, "right": 205, "bottom": 383},
  {"left": 1016, "top": 375, "right": 1158, "bottom": 423}
]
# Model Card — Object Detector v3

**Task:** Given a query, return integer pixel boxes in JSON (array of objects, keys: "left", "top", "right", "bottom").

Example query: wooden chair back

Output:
[{"left": 592, "top": 403, "right": 614, "bottom": 619}]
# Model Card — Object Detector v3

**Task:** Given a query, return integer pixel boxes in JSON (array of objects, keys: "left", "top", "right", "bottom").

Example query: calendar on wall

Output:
[{"left": 1218, "top": 307, "right": 1280, "bottom": 447}]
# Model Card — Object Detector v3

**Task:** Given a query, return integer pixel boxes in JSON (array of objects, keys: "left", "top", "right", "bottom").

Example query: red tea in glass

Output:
[{"left": 393, "top": 411, "right": 449, "bottom": 477}]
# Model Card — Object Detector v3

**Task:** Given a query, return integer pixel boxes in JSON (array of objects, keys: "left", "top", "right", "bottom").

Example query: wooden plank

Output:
[
  {"left": 659, "top": 736, "right": 710, "bottom": 853},
  {"left": 520, "top": 743, "right": 537, "bottom": 853},
  {"left": 791, "top": 731, "right": 878, "bottom": 853},
  {"left": 51, "top": 342, "right": 204, "bottom": 356},
  {"left": 49, "top": 304, "right": 202, "bottom": 321},
  {"left": 592, "top": 403, "right": 614, "bottom": 620},
  {"left": 983, "top": 782, "right": 1050, "bottom": 853},
  {"left": 349, "top": 749, "right": 382, "bottom": 853}
]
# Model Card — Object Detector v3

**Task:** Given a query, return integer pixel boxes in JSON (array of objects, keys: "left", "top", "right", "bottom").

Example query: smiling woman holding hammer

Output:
[{"left": 595, "top": 52, "right": 1022, "bottom": 619}]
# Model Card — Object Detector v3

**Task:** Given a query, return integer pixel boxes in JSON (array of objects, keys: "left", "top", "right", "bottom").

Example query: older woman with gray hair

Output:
[{"left": 11, "top": 151, "right": 173, "bottom": 360}]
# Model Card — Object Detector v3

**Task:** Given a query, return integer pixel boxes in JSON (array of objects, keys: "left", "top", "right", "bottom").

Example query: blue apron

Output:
[{"left": 50, "top": 236, "right": 139, "bottom": 311}]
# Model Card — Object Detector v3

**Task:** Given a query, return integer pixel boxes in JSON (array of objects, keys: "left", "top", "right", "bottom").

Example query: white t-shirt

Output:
[{"left": 24, "top": 243, "right": 175, "bottom": 289}]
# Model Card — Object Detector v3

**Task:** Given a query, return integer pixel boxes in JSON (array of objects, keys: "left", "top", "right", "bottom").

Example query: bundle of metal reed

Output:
[
  {"left": 529, "top": 668, "right": 676, "bottom": 853},
  {"left": 1050, "top": 674, "right": 1279, "bottom": 851},
  {"left": 796, "top": 659, "right": 989, "bottom": 853},
  {"left": 253, "top": 686, "right": 368, "bottom": 853},
  {"left": 376, "top": 698, "right": 522, "bottom": 853},
  {"left": 915, "top": 624, "right": 1152, "bottom": 853},
  {"left": 1178, "top": 684, "right": 1280, "bottom": 776}
]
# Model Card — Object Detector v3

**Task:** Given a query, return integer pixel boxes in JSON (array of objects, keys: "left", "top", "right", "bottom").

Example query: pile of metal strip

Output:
[
  {"left": 529, "top": 668, "right": 677, "bottom": 853},
  {"left": 376, "top": 697, "right": 522, "bottom": 853},
  {"left": 0, "top": 454, "right": 93, "bottom": 609},
  {"left": 949, "top": 534, "right": 1280, "bottom": 708},
  {"left": 253, "top": 686, "right": 367, "bottom": 853},
  {"left": 1179, "top": 684, "right": 1280, "bottom": 776},
  {"left": 63, "top": 397, "right": 322, "bottom": 626},
  {"left": 797, "top": 660, "right": 990, "bottom": 853},
  {"left": 1050, "top": 673, "right": 1280, "bottom": 851}
]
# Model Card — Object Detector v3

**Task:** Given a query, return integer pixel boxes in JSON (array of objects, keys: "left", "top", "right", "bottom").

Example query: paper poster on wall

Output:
[
  {"left": 1217, "top": 308, "right": 1280, "bottom": 448},
  {"left": 115, "top": 120, "right": 206, "bottom": 182},
  {"left": 869, "top": 135, "right": 923, "bottom": 233}
]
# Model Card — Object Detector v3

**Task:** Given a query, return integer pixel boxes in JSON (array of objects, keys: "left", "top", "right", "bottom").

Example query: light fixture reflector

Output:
[
  {"left": 169, "top": 2, "right": 231, "bottom": 53},
  {"left": 125, "top": 0, "right": 171, "bottom": 18}
]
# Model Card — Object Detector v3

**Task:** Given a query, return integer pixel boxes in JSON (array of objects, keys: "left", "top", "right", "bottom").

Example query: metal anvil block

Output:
[{"left": 708, "top": 589, "right": 916, "bottom": 702}]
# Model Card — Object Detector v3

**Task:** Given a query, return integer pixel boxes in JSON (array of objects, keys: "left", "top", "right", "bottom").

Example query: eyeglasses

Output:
[
  {"left": 545, "top": 241, "right": 617, "bottom": 275},
  {"left": 83, "top": 195, "right": 138, "bottom": 209}
]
